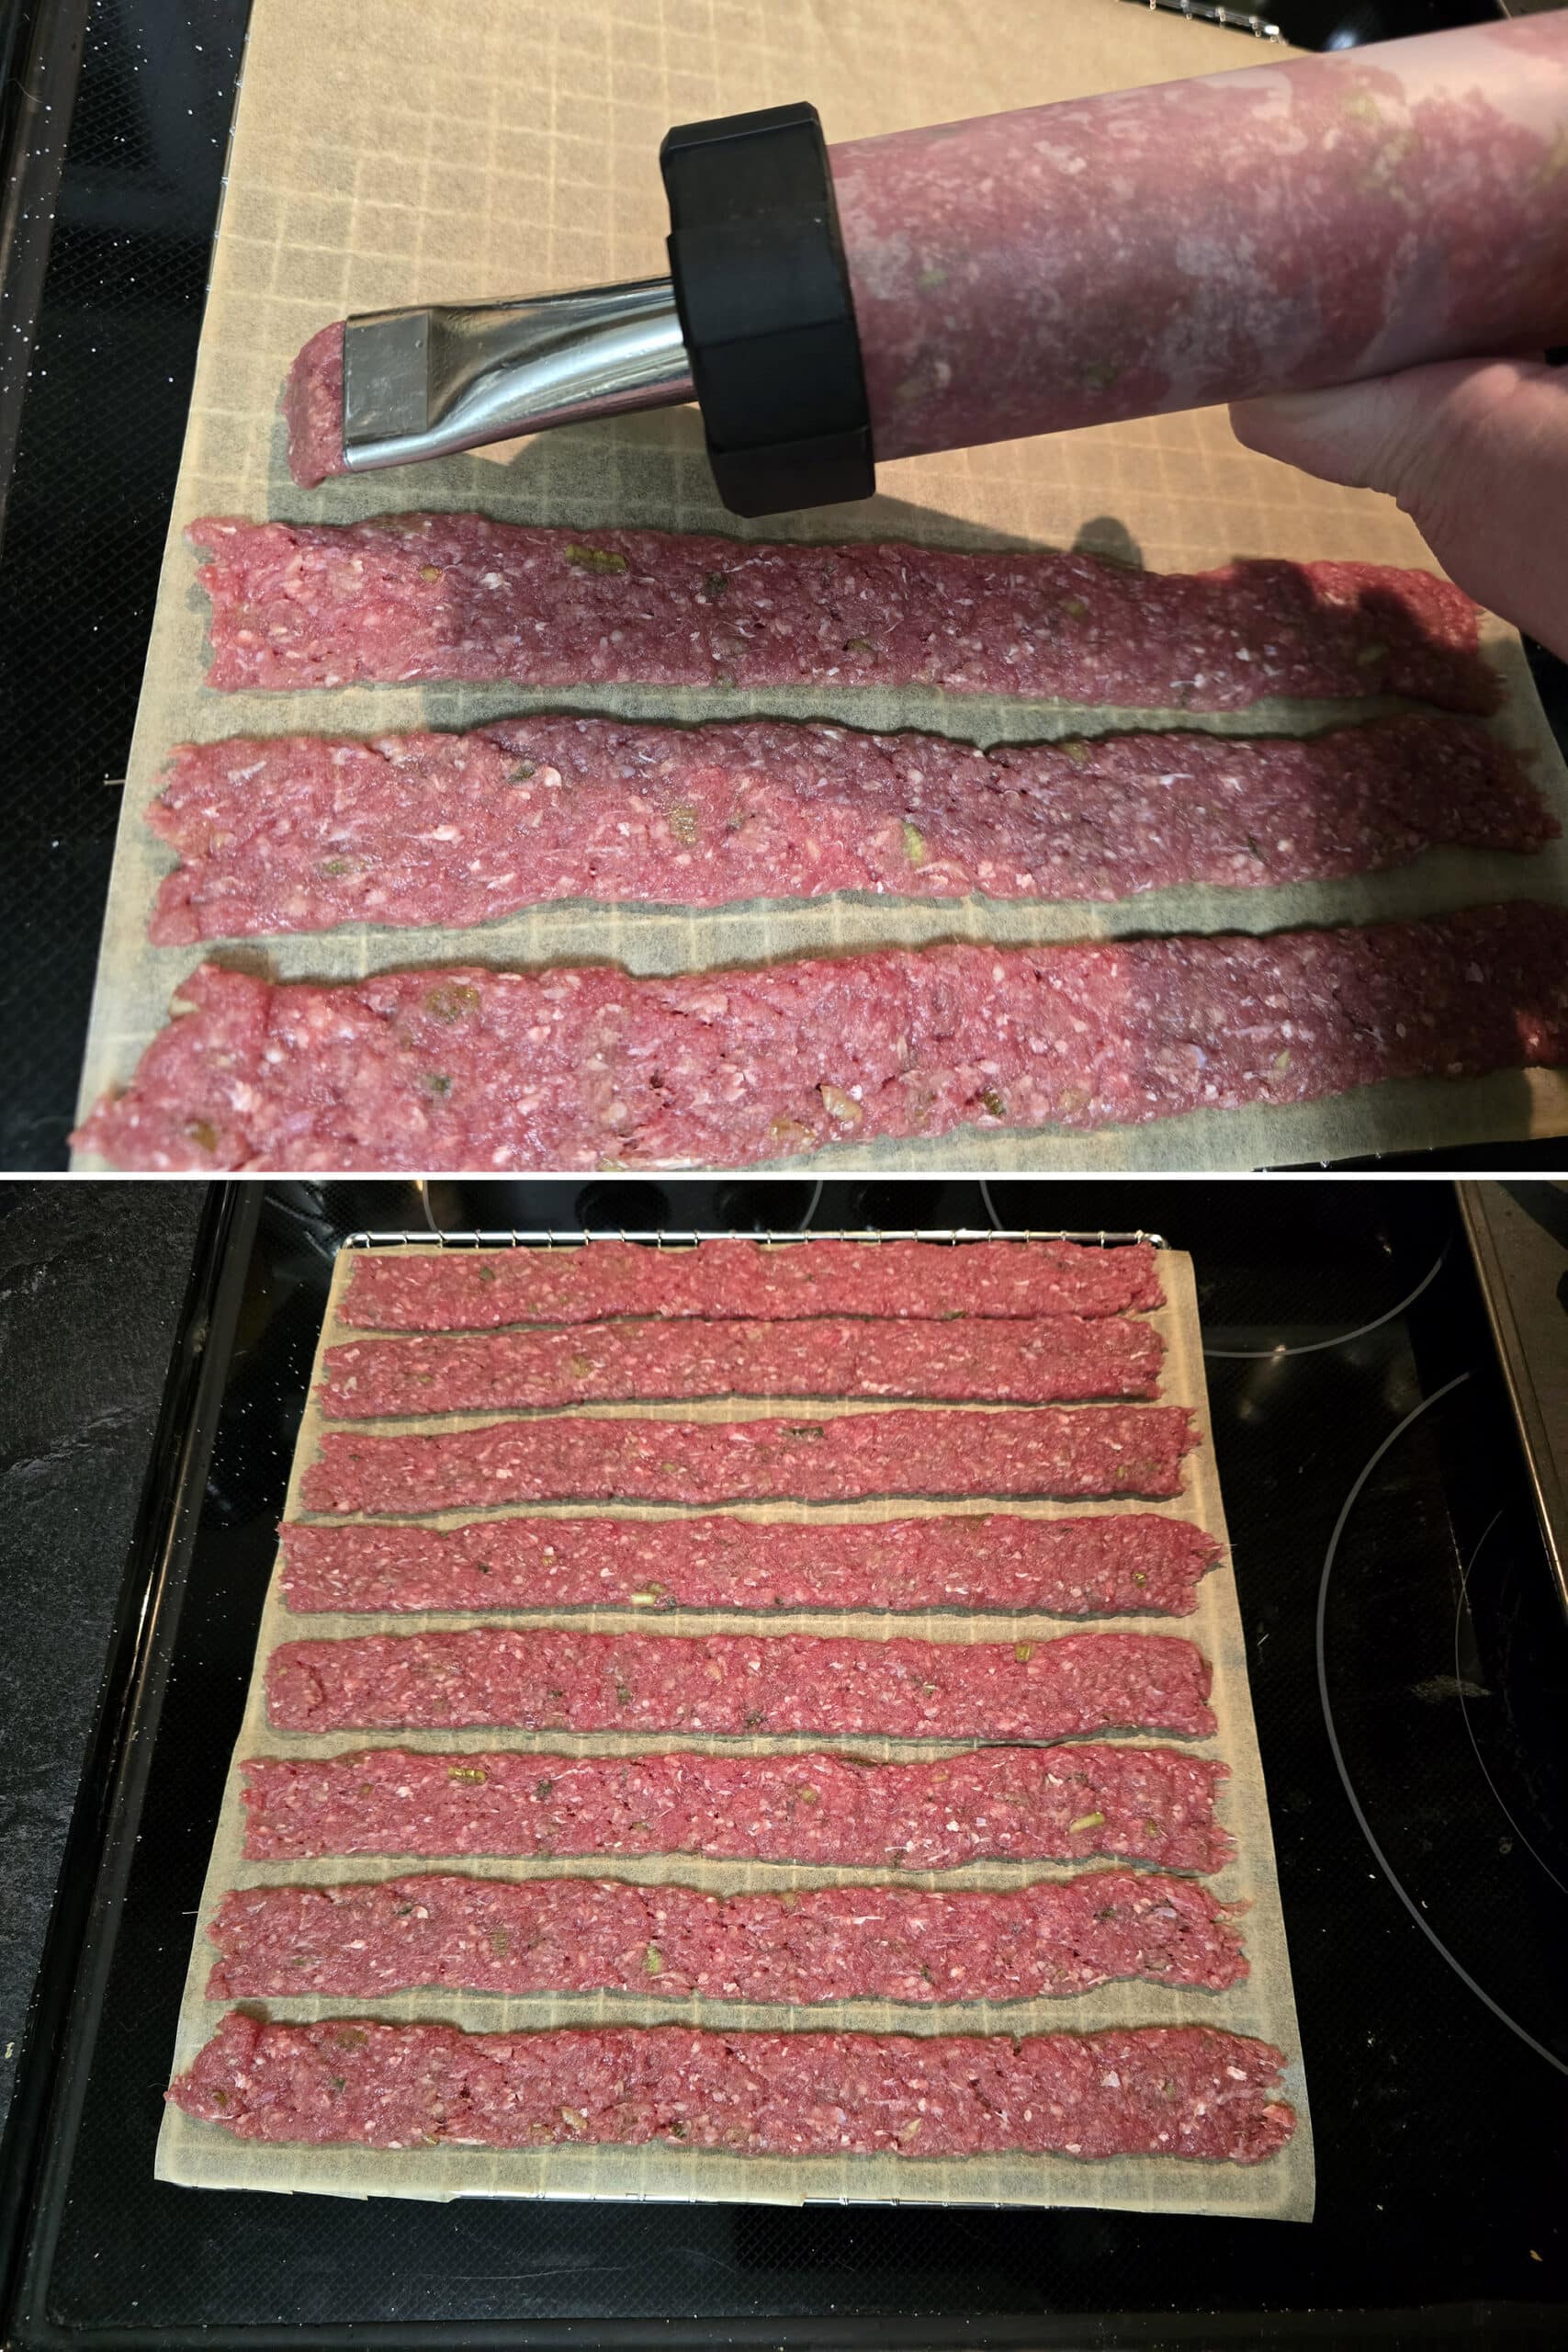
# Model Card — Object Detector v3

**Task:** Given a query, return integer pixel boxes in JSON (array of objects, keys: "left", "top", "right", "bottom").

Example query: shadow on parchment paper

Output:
[
  {"left": 149, "top": 921, "right": 1028, "bottom": 992},
  {"left": 262, "top": 397, "right": 1078, "bottom": 556},
  {"left": 1073, "top": 515, "right": 1145, "bottom": 570}
]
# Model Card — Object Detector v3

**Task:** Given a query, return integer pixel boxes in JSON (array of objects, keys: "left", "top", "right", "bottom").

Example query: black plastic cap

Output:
[{"left": 660, "top": 101, "right": 874, "bottom": 518}]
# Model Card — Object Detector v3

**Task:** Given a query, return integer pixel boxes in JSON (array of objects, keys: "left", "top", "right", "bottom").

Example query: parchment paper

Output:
[
  {"left": 70, "top": 0, "right": 1568, "bottom": 1170},
  {"left": 157, "top": 1239, "right": 1314, "bottom": 2219}
]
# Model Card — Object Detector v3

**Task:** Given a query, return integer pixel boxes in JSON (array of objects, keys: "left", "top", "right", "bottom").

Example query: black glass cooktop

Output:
[
  {"left": 2, "top": 0, "right": 1565, "bottom": 1170},
  {"left": 4, "top": 1177, "right": 1565, "bottom": 2347}
]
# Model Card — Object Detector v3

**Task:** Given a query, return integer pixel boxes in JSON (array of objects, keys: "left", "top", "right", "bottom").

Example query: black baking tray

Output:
[
  {"left": 2, "top": 0, "right": 1566, "bottom": 1171},
  {"left": 2, "top": 1176, "right": 1565, "bottom": 2348}
]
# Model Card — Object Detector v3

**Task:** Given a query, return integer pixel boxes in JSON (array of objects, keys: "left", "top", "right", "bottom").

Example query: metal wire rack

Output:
[
  {"left": 332, "top": 1212, "right": 1166, "bottom": 2202},
  {"left": 343, "top": 1226, "right": 1170, "bottom": 1250},
  {"left": 1122, "top": 0, "right": 1282, "bottom": 37}
]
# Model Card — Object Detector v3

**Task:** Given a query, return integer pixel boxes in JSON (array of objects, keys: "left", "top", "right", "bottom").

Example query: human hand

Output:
[{"left": 1231, "top": 358, "right": 1568, "bottom": 665}]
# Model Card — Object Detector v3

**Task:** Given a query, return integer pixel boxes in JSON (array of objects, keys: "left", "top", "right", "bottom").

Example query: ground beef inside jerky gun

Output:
[
  {"left": 342, "top": 1238, "right": 1165, "bottom": 1329},
  {"left": 188, "top": 511, "right": 1495, "bottom": 716},
  {"left": 146, "top": 711, "right": 1553, "bottom": 945},
  {"left": 276, "top": 1511, "right": 1221, "bottom": 1619},
  {"left": 833, "top": 20, "right": 1568, "bottom": 464},
  {"left": 241, "top": 1743, "right": 1234, "bottom": 1871},
  {"left": 170, "top": 2012, "right": 1295, "bottom": 2162},
  {"left": 205, "top": 1870, "right": 1249, "bottom": 2003},
  {"left": 71, "top": 907, "right": 1568, "bottom": 1173},
  {"left": 318, "top": 1315, "right": 1164, "bottom": 1417},
  {"left": 299, "top": 1407, "right": 1198, "bottom": 1515},
  {"left": 264, "top": 1626, "right": 1216, "bottom": 1741}
]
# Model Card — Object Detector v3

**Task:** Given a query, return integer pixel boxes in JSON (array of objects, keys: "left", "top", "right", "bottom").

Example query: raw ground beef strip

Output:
[
  {"left": 299, "top": 1406, "right": 1197, "bottom": 1513},
  {"left": 205, "top": 1869, "right": 1248, "bottom": 2003},
  {"left": 170, "top": 2011, "right": 1294, "bottom": 2162},
  {"left": 344, "top": 1238, "right": 1164, "bottom": 1329},
  {"left": 175, "top": 2013, "right": 1297, "bottom": 2154},
  {"left": 189, "top": 511, "right": 1495, "bottom": 716},
  {"left": 319, "top": 1315, "right": 1164, "bottom": 1417},
  {"left": 241, "top": 1742, "right": 1233, "bottom": 1871},
  {"left": 145, "top": 710, "right": 1553, "bottom": 945},
  {"left": 264, "top": 1625, "right": 1216, "bottom": 1740},
  {"left": 276, "top": 1511, "right": 1220, "bottom": 1618},
  {"left": 71, "top": 906, "right": 1568, "bottom": 1173}
]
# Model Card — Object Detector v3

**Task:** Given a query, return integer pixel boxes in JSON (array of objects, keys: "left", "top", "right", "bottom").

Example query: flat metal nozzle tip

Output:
[
  {"left": 343, "top": 310, "right": 434, "bottom": 445},
  {"left": 339, "top": 280, "right": 693, "bottom": 473}
]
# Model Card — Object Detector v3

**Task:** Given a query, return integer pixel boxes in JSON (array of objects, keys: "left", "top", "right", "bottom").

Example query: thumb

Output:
[{"left": 1230, "top": 359, "right": 1568, "bottom": 662}]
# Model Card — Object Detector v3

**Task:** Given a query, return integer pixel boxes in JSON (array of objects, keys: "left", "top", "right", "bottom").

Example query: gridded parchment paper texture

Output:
[
  {"left": 71, "top": 0, "right": 1568, "bottom": 1170},
  {"left": 155, "top": 1240, "right": 1315, "bottom": 2219}
]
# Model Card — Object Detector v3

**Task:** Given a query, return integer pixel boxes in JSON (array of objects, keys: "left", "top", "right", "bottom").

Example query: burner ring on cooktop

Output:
[
  {"left": 1317, "top": 1370, "right": 1568, "bottom": 2080},
  {"left": 1456, "top": 1508, "right": 1568, "bottom": 1900},
  {"left": 1457, "top": 1505, "right": 1568, "bottom": 1909},
  {"left": 1203, "top": 1244, "right": 1448, "bottom": 1360}
]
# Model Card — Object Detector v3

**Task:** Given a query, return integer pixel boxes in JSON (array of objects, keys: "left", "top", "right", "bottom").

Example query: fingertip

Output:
[
  {"left": 1228, "top": 385, "right": 1381, "bottom": 483},
  {"left": 1231, "top": 362, "right": 1542, "bottom": 495},
  {"left": 1228, "top": 396, "right": 1292, "bottom": 462}
]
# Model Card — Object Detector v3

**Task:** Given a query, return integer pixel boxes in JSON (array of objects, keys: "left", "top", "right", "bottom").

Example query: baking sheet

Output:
[
  {"left": 69, "top": 0, "right": 1568, "bottom": 1171},
  {"left": 156, "top": 1238, "right": 1314, "bottom": 2221}
]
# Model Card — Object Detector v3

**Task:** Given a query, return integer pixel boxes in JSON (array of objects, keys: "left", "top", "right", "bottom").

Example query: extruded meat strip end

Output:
[
  {"left": 282, "top": 320, "right": 344, "bottom": 489},
  {"left": 276, "top": 1511, "right": 1221, "bottom": 1619},
  {"left": 299, "top": 1408, "right": 1198, "bottom": 1515},
  {"left": 319, "top": 1315, "right": 1165, "bottom": 1418},
  {"left": 145, "top": 712, "right": 1555, "bottom": 947},
  {"left": 240, "top": 1743, "right": 1235, "bottom": 1872},
  {"left": 69, "top": 908, "right": 1568, "bottom": 1174},
  {"left": 343, "top": 1237, "right": 1166, "bottom": 1329},
  {"left": 170, "top": 2011, "right": 1294, "bottom": 2163},
  {"left": 187, "top": 513, "right": 1496, "bottom": 717},
  {"left": 265, "top": 1627, "right": 1216, "bottom": 1742},
  {"left": 205, "top": 1871, "right": 1249, "bottom": 2003}
]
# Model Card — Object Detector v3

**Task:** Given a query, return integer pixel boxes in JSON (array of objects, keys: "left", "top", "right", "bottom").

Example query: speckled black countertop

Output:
[{"left": 0, "top": 1182, "right": 205, "bottom": 2140}]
